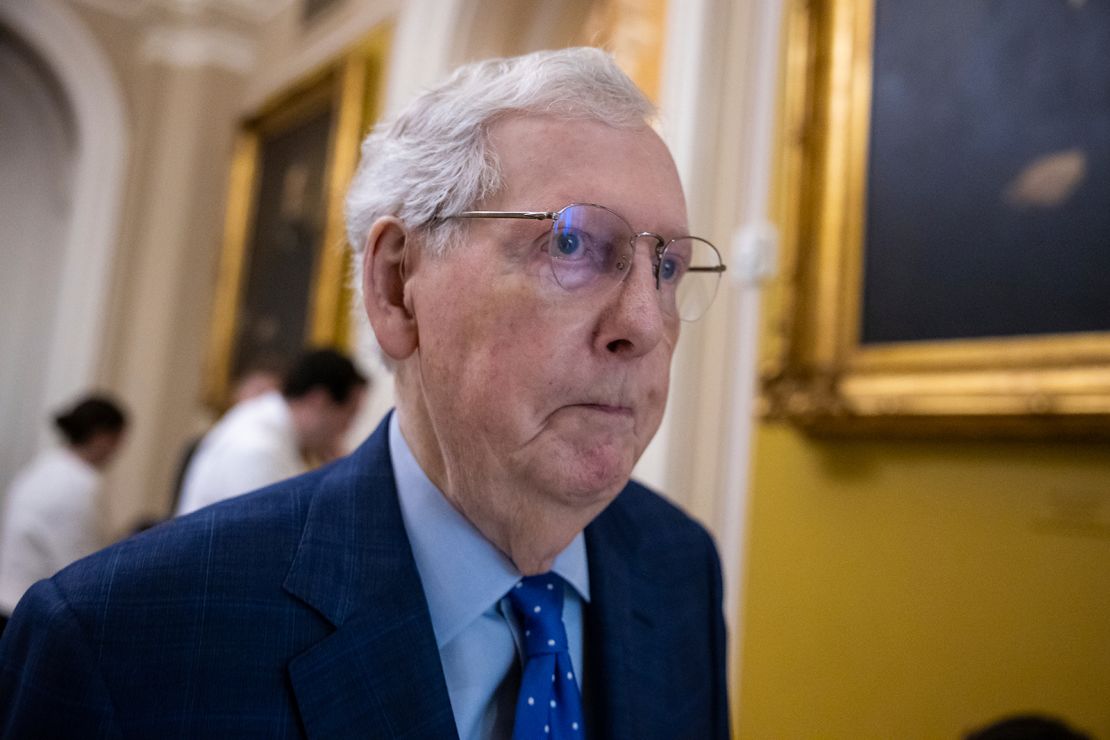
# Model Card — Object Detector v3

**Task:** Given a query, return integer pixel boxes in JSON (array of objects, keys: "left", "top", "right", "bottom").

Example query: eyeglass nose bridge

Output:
[{"left": 621, "top": 232, "right": 668, "bottom": 290}]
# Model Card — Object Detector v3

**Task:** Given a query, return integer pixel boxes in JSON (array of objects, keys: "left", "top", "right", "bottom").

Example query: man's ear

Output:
[{"left": 362, "top": 216, "right": 418, "bottom": 360}]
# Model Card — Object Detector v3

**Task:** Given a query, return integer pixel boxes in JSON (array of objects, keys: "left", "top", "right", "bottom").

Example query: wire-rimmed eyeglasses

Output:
[{"left": 446, "top": 203, "right": 726, "bottom": 321}]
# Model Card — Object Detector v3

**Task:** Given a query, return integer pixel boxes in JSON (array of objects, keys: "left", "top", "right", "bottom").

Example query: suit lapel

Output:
[
  {"left": 283, "top": 415, "right": 459, "bottom": 740},
  {"left": 583, "top": 489, "right": 651, "bottom": 740}
]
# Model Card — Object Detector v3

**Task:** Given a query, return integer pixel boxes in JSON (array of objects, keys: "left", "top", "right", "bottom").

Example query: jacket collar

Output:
[
  {"left": 583, "top": 485, "right": 652, "bottom": 739},
  {"left": 283, "top": 413, "right": 460, "bottom": 739}
]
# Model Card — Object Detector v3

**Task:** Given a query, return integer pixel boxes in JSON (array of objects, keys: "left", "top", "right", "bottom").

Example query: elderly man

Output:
[{"left": 0, "top": 48, "right": 729, "bottom": 739}]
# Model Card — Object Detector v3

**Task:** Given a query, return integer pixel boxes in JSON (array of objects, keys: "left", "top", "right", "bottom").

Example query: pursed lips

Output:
[{"left": 573, "top": 402, "right": 634, "bottom": 417}]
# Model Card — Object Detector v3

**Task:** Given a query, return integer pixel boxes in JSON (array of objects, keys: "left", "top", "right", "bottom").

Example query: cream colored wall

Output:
[{"left": 66, "top": 5, "right": 251, "bottom": 531}]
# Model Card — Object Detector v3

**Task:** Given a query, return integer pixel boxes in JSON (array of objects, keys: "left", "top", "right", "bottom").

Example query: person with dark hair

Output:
[
  {"left": 0, "top": 394, "right": 128, "bottom": 624},
  {"left": 174, "top": 348, "right": 367, "bottom": 516}
]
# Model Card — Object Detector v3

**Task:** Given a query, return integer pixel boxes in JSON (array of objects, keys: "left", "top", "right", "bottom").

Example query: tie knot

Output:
[{"left": 508, "top": 573, "right": 568, "bottom": 656}]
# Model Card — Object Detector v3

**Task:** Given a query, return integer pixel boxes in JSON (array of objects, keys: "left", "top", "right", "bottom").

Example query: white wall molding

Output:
[
  {"left": 654, "top": 0, "right": 787, "bottom": 713},
  {"left": 72, "top": 0, "right": 296, "bottom": 25},
  {"left": 177, "top": 0, "right": 297, "bottom": 24},
  {"left": 68, "top": 0, "right": 145, "bottom": 20},
  {"left": 631, "top": 0, "right": 720, "bottom": 497},
  {"left": 0, "top": 0, "right": 129, "bottom": 429},
  {"left": 720, "top": 0, "right": 786, "bottom": 712},
  {"left": 140, "top": 23, "right": 256, "bottom": 72},
  {"left": 242, "top": 0, "right": 397, "bottom": 112},
  {"left": 382, "top": 0, "right": 470, "bottom": 116}
]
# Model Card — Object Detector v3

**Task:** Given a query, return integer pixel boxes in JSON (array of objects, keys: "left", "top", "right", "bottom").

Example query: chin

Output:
[{"left": 545, "top": 441, "right": 637, "bottom": 506}]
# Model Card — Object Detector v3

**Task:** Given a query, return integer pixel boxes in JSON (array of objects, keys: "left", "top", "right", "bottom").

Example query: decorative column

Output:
[{"left": 92, "top": 1, "right": 259, "bottom": 533}]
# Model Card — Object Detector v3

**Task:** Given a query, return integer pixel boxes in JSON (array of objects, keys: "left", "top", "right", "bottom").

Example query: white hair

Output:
[{"left": 344, "top": 46, "right": 656, "bottom": 258}]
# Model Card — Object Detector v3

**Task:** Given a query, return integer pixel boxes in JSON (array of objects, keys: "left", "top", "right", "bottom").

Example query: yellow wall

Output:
[{"left": 738, "top": 423, "right": 1110, "bottom": 739}]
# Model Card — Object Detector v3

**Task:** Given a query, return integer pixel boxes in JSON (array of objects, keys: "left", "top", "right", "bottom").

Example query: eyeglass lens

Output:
[{"left": 549, "top": 204, "right": 722, "bottom": 321}]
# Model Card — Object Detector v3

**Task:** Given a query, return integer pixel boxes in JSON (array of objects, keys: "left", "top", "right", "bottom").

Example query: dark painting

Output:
[
  {"left": 233, "top": 107, "right": 333, "bottom": 380},
  {"left": 861, "top": 0, "right": 1110, "bottom": 344}
]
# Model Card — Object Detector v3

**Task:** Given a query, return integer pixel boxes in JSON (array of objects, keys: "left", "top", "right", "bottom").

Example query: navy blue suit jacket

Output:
[{"left": 0, "top": 415, "right": 729, "bottom": 738}]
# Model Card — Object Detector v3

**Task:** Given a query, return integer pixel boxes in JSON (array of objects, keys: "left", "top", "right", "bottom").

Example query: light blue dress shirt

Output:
[{"left": 389, "top": 414, "right": 590, "bottom": 740}]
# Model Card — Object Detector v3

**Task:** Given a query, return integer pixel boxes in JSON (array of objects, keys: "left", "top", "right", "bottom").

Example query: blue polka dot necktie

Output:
[{"left": 507, "top": 573, "right": 586, "bottom": 739}]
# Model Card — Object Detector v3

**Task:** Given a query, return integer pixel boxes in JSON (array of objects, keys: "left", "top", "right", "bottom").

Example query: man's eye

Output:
[
  {"left": 659, "top": 255, "right": 683, "bottom": 282},
  {"left": 554, "top": 230, "right": 587, "bottom": 258}
]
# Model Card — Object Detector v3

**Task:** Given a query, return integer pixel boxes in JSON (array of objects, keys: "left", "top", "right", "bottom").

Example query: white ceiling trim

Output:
[
  {"left": 140, "top": 24, "right": 255, "bottom": 72},
  {"left": 72, "top": 0, "right": 297, "bottom": 25}
]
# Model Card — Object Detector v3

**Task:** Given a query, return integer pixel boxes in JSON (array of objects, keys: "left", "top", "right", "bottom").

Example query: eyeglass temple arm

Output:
[{"left": 452, "top": 211, "right": 556, "bottom": 220}]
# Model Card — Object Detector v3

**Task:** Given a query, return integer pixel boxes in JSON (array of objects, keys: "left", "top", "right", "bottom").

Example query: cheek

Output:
[
  {"left": 424, "top": 305, "right": 552, "bottom": 423},
  {"left": 465, "top": 300, "right": 569, "bottom": 386},
  {"left": 648, "top": 359, "right": 671, "bottom": 409}
]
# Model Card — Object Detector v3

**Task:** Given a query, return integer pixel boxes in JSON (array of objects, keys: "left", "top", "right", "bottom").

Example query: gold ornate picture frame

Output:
[
  {"left": 761, "top": 0, "right": 1110, "bottom": 437},
  {"left": 203, "top": 27, "right": 390, "bottom": 410}
]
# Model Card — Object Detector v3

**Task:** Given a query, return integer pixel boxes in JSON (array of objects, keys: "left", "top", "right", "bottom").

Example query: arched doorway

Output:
[
  {"left": 0, "top": 26, "right": 75, "bottom": 489},
  {"left": 0, "top": 0, "right": 127, "bottom": 489}
]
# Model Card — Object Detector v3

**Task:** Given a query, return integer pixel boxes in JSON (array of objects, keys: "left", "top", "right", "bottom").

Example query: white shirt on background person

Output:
[
  {"left": 175, "top": 391, "right": 305, "bottom": 516},
  {"left": 0, "top": 447, "right": 103, "bottom": 614}
]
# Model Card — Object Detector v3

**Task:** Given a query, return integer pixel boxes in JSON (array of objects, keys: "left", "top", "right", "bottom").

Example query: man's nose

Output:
[{"left": 593, "top": 246, "right": 670, "bottom": 358}]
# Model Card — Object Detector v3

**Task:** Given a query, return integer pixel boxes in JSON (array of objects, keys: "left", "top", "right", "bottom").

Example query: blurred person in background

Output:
[
  {"left": 164, "top": 362, "right": 285, "bottom": 518},
  {"left": 174, "top": 347, "right": 367, "bottom": 516},
  {"left": 0, "top": 394, "right": 128, "bottom": 633}
]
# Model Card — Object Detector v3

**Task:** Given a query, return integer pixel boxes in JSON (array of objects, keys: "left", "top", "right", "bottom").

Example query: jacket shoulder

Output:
[
  {"left": 52, "top": 466, "right": 328, "bottom": 614},
  {"left": 609, "top": 479, "right": 719, "bottom": 551}
]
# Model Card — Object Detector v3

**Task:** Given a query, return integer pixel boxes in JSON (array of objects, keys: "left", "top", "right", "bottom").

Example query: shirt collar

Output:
[{"left": 389, "top": 412, "right": 590, "bottom": 649}]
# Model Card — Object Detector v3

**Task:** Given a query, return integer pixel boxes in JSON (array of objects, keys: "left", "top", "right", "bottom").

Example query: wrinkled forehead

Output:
[{"left": 484, "top": 114, "right": 689, "bottom": 235}]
